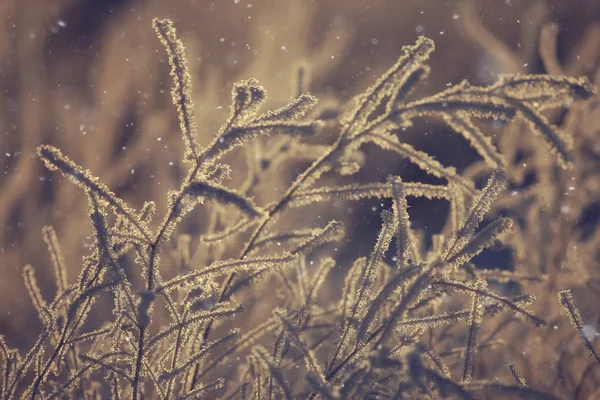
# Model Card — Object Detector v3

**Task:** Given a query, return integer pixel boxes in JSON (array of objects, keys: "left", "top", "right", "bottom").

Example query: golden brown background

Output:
[{"left": 1, "top": 0, "right": 599, "bottom": 372}]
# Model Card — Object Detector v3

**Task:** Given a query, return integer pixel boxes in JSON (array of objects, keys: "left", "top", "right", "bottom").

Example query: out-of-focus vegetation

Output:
[{"left": 1, "top": 0, "right": 599, "bottom": 398}]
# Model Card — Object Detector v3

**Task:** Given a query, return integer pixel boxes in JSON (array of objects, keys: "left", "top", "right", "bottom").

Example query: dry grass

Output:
[{"left": 1, "top": 1, "right": 599, "bottom": 399}]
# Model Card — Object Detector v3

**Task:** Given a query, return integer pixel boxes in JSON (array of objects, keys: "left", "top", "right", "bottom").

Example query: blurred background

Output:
[{"left": 1, "top": 0, "right": 599, "bottom": 355}]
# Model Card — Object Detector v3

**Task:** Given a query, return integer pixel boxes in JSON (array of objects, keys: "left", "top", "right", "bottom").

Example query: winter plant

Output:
[{"left": 1, "top": 17, "right": 598, "bottom": 399}]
